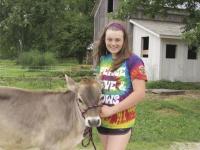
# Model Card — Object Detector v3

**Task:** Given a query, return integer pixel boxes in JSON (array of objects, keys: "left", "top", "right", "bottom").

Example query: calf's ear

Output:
[{"left": 65, "top": 74, "right": 78, "bottom": 92}]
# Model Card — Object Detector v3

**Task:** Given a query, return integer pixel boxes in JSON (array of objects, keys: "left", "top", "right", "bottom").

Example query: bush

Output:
[
  {"left": 147, "top": 80, "right": 200, "bottom": 90},
  {"left": 0, "top": 48, "right": 18, "bottom": 59},
  {"left": 17, "top": 50, "right": 57, "bottom": 69}
]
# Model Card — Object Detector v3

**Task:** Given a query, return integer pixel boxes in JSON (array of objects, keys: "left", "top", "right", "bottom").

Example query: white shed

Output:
[{"left": 130, "top": 19, "right": 200, "bottom": 82}]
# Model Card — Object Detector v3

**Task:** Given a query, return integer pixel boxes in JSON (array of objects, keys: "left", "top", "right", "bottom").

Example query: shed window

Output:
[
  {"left": 107, "top": 0, "right": 113, "bottom": 13},
  {"left": 141, "top": 37, "right": 149, "bottom": 58},
  {"left": 188, "top": 46, "right": 197, "bottom": 59},
  {"left": 166, "top": 44, "right": 176, "bottom": 59}
]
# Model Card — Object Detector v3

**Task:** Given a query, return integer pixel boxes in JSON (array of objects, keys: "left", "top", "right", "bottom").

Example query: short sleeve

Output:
[{"left": 127, "top": 55, "right": 147, "bottom": 81}]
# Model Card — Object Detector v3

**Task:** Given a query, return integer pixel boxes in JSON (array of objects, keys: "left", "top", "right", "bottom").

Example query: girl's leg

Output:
[
  {"left": 98, "top": 133, "right": 108, "bottom": 150},
  {"left": 106, "top": 130, "right": 131, "bottom": 150}
]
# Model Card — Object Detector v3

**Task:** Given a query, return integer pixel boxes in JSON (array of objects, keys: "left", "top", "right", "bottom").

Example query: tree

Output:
[
  {"left": 0, "top": 0, "right": 96, "bottom": 64},
  {"left": 0, "top": 0, "right": 66, "bottom": 58},
  {"left": 54, "top": 0, "right": 95, "bottom": 63},
  {"left": 115, "top": 0, "right": 200, "bottom": 51}
]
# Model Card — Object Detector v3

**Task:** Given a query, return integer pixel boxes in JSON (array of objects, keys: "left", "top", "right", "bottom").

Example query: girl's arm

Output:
[{"left": 100, "top": 79, "right": 146, "bottom": 117}]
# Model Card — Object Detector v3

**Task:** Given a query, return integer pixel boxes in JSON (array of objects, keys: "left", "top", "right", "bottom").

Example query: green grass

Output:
[
  {"left": 1, "top": 59, "right": 200, "bottom": 150},
  {"left": 132, "top": 93, "right": 200, "bottom": 149},
  {"left": 134, "top": 94, "right": 200, "bottom": 142}
]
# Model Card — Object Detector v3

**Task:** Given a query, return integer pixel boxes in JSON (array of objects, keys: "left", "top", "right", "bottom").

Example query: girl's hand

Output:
[{"left": 99, "top": 105, "right": 116, "bottom": 118}]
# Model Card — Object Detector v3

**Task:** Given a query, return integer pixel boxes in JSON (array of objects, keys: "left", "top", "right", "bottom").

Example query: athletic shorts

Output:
[{"left": 97, "top": 126, "right": 132, "bottom": 135}]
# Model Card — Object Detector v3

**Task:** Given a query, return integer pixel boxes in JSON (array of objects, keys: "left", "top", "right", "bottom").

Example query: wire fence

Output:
[
  {"left": 0, "top": 65, "right": 95, "bottom": 89},
  {"left": 0, "top": 65, "right": 94, "bottom": 77}
]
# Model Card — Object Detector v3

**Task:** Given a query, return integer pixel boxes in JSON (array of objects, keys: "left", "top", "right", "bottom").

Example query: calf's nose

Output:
[
  {"left": 88, "top": 119, "right": 100, "bottom": 127},
  {"left": 85, "top": 117, "right": 101, "bottom": 127}
]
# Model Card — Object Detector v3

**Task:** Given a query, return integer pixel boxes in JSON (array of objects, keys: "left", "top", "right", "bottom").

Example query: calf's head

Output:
[{"left": 65, "top": 75, "right": 102, "bottom": 127}]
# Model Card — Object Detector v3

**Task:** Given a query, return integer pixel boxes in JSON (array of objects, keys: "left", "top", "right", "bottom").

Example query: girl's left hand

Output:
[{"left": 99, "top": 105, "right": 116, "bottom": 118}]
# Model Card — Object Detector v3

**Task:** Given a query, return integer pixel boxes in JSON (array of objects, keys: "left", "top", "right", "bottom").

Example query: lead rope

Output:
[
  {"left": 76, "top": 100, "right": 102, "bottom": 150},
  {"left": 82, "top": 127, "right": 96, "bottom": 150}
]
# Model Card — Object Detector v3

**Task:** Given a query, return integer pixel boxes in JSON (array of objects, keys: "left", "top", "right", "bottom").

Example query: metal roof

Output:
[{"left": 130, "top": 19, "right": 185, "bottom": 39}]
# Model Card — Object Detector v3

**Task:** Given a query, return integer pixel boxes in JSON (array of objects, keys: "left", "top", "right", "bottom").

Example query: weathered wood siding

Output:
[
  {"left": 130, "top": 8, "right": 188, "bottom": 23},
  {"left": 94, "top": 0, "right": 120, "bottom": 41}
]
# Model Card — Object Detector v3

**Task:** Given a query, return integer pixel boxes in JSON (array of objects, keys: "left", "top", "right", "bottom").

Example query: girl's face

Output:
[{"left": 105, "top": 29, "right": 124, "bottom": 58}]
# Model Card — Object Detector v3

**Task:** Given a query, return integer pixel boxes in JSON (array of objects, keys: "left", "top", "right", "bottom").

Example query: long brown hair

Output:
[{"left": 94, "top": 21, "right": 132, "bottom": 72}]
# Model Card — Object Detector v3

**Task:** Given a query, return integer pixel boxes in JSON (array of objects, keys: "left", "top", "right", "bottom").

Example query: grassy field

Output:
[{"left": 0, "top": 59, "right": 200, "bottom": 150}]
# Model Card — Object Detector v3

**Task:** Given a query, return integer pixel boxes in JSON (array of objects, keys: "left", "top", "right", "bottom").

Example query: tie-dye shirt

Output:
[{"left": 99, "top": 54, "right": 147, "bottom": 129}]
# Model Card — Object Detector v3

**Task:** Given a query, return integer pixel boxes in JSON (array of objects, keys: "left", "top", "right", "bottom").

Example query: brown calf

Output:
[{"left": 0, "top": 75, "right": 102, "bottom": 150}]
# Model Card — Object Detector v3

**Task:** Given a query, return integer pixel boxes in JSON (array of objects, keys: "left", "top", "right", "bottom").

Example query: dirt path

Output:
[
  {"left": 170, "top": 142, "right": 200, "bottom": 150},
  {"left": 146, "top": 90, "right": 200, "bottom": 100}
]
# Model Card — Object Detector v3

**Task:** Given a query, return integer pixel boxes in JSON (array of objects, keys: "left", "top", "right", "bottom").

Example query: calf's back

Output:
[{"left": 0, "top": 87, "right": 84, "bottom": 150}]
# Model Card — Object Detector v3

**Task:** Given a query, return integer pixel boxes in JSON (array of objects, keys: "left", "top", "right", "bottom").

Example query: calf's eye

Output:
[{"left": 78, "top": 98, "right": 84, "bottom": 104}]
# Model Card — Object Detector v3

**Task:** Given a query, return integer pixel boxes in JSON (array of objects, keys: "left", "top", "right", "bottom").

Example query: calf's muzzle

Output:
[{"left": 85, "top": 116, "right": 101, "bottom": 127}]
